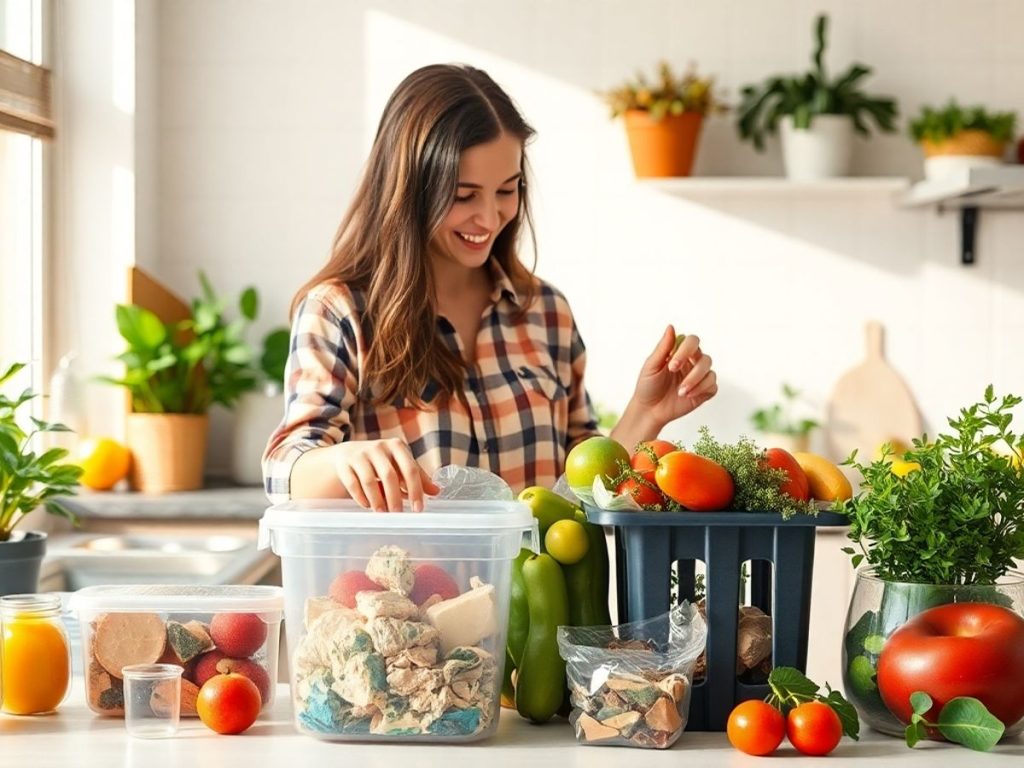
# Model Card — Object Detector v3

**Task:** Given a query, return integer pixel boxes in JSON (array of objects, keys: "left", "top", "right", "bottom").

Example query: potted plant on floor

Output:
[
  {"left": 748, "top": 383, "right": 820, "bottom": 454},
  {"left": 0, "top": 362, "right": 83, "bottom": 594},
  {"left": 837, "top": 386, "right": 1024, "bottom": 743},
  {"left": 737, "top": 14, "right": 898, "bottom": 180},
  {"left": 231, "top": 325, "right": 289, "bottom": 486},
  {"left": 601, "top": 60, "right": 726, "bottom": 177},
  {"left": 909, "top": 101, "right": 1016, "bottom": 181},
  {"left": 101, "top": 272, "right": 259, "bottom": 492}
]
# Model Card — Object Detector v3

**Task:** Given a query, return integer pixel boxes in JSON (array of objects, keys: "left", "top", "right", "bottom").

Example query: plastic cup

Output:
[{"left": 121, "top": 664, "right": 183, "bottom": 738}]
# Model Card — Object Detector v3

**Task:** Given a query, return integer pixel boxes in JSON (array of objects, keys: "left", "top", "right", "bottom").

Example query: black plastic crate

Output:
[{"left": 584, "top": 507, "right": 847, "bottom": 731}]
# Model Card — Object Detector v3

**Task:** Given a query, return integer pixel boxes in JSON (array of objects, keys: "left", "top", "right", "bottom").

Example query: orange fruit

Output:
[{"left": 75, "top": 437, "right": 132, "bottom": 490}]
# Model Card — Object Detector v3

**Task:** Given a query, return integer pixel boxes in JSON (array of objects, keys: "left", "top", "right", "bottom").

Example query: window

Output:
[{"left": 0, "top": 0, "right": 48, "bottom": 396}]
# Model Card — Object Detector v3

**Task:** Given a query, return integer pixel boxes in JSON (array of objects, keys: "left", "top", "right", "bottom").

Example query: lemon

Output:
[
  {"left": 75, "top": 437, "right": 132, "bottom": 490},
  {"left": 544, "top": 519, "right": 590, "bottom": 565}
]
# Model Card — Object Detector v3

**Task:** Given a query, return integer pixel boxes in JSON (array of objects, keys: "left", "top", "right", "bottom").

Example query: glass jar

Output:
[
  {"left": 842, "top": 568, "right": 1024, "bottom": 738},
  {"left": 1, "top": 594, "right": 72, "bottom": 715}
]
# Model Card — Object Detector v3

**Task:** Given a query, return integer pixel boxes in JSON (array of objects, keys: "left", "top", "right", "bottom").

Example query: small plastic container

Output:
[
  {"left": 0, "top": 593, "right": 72, "bottom": 715},
  {"left": 259, "top": 499, "right": 536, "bottom": 743},
  {"left": 68, "top": 585, "right": 283, "bottom": 718},
  {"left": 122, "top": 664, "right": 183, "bottom": 738}
]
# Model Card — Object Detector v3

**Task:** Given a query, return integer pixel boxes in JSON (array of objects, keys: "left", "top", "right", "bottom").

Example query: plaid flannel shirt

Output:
[{"left": 262, "top": 259, "right": 600, "bottom": 502}]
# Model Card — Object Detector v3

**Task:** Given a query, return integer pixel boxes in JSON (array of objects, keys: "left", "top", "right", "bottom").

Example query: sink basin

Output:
[{"left": 40, "top": 533, "right": 278, "bottom": 590}]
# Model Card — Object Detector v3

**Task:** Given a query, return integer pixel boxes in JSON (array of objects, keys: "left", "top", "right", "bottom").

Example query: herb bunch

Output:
[
  {"left": 839, "top": 386, "right": 1024, "bottom": 585},
  {"left": 690, "top": 427, "right": 817, "bottom": 519},
  {"left": 909, "top": 101, "right": 1016, "bottom": 145}
]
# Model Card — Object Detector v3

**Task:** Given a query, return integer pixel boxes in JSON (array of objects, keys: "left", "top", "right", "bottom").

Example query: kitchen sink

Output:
[{"left": 40, "top": 533, "right": 279, "bottom": 591}]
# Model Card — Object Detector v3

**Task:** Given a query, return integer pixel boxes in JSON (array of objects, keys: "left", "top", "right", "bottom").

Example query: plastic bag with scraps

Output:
[
  {"left": 430, "top": 465, "right": 514, "bottom": 501},
  {"left": 556, "top": 602, "right": 707, "bottom": 748}
]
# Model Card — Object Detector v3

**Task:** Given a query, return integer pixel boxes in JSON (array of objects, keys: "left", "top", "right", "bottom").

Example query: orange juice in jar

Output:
[{"left": 1, "top": 594, "right": 71, "bottom": 714}]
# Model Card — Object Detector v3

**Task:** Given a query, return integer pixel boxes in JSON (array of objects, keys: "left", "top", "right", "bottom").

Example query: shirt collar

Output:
[{"left": 487, "top": 257, "right": 522, "bottom": 307}]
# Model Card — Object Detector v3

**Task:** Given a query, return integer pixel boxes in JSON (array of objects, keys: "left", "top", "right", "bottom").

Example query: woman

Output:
[{"left": 263, "top": 64, "right": 717, "bottom": 511}]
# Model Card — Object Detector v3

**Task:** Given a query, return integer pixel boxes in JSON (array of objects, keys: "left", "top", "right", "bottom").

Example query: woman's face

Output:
[{"left": 434, "top": 133, "right": 522, "bottom": 270}]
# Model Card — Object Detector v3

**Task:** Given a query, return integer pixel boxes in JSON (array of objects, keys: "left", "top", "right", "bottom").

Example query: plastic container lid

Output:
[
  {"left": 68, "top": 585, "right": 284, "bottom": 615},
  {"left": 259, "top": 498, "right": 538, "bottom": 552}
]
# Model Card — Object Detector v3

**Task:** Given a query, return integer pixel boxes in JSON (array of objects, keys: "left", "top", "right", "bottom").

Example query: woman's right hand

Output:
[{"left": 331, "top": 438, "right": 439, "bottom": 512}]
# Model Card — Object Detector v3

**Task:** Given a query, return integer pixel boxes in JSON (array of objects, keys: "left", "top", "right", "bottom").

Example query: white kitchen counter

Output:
[{"left": 1, "top": 682, "right": 1022, "bottom": 767}]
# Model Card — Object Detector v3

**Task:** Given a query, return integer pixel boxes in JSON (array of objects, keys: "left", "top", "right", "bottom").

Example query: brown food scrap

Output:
[
  {"left": 632, "top": 728, "right": 673, "bottom": 749},
  {"left": 166, "top": 619, "right": 214, "bottom": 663},
  {"left": 604, "top": 676, "right": 648, "bottom": 692},
  {"left": 643, "top": 695, "right": 683, "bottom": 734},
  {"left": 150, "top": 676, "right": 200, "bottom": 718},
  {"left": 577, "top": 712, "right": 618, "bottom": 742},
  {"left": 657, "top": 674, "right": 689, "bottom": 703},
  {"left": 93, "top": 612, "right": 167, "bottom": 678},
  {"left": 736, "top": 605, "right": 772, "bottom": 673},
  {"left": 606, "top": 638, "right": 656, "bottom": 651},
  {"left": 602, "top": 710, "right": 642, "bottom": 736},
  {"left": 87, "top": 658, "right": 124, "bottom": 716}
]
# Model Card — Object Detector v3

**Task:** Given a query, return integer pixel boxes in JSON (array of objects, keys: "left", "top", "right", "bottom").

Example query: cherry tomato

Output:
[
  {"left": 629, "top": 440, "right": 677, "bottom": 473},
  {"left": 786, "top": 700, "right": 842, "bottom": 756},
  {"left": 726, "top": 699, "right": 785, "bottom": 756},
  {"left": 615, "top": 471, "right": 667, "bottom": 509}
]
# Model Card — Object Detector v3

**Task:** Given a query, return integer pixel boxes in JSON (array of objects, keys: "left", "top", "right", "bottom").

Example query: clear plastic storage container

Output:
[
  {"left": 259, "top": 499, "right": 536, "bottom": 743},
  {"left": 68, "top": 585, "right": 283, "bottom": 717}
]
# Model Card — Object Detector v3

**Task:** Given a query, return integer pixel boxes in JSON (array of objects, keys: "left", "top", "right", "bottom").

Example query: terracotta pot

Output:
[
  {"left": 920, "top": 129, "right": 1005, "bottom": 158},
  {"left": 623, "top": 110, "right": 704, "bottom": 177},
  {"left": 125, "top": 413, "right": 209, "bottom": 493}
]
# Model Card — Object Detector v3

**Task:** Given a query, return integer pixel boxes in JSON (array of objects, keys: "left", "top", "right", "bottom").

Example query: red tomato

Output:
[
  {"left": 655, "top": 451, "right": 735, "bottom": 511},
  {"left": 877, "top": 602, "right": 1024, "bottom": 728},
  {"left": 726, "top": 700, "right": 785, "bottom": 756},
  {"left": 630, "top": 440, "right": 677, "bottom": 473},
  {"left": 615, "top": 471, "right": 667, "bottom": 509},
  {"left": 786, "top": 701, "right": 842, "bottom": 756},
  {"left": 764, "top": 447, "right": 810, "bottom": 502}
]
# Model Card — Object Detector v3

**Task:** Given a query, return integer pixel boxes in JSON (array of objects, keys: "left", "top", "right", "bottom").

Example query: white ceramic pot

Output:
[
  {"left": 923, "top": 154, "right": 1002, "bottom": 182},
  {"left": 231, "top": 385, "right": 284, "bottom": 486},
  {"left": 779, "top": 114, "right": 854, "bottom": 180}
]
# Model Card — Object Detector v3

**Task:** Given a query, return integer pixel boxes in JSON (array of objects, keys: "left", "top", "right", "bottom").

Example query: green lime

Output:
[{"left": 847, "top": 654, "right": 878, "bottom": 697}]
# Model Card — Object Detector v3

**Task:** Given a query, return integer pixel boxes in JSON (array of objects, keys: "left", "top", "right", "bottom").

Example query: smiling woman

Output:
[{"left": 262, "top": 63, "right": 719, "bottom": 510}]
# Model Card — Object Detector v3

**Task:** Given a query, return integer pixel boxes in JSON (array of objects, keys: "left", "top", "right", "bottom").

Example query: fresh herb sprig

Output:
[
  {"left": 766, "top": 667, "right": 859, "bottom": 740},
  {"left": 691, "top": 427, "right": 817, "bottom": 519},
  {"left": 839, "top": 386, "right": 1024, "bottom": 585},
  {"left": 905, "top": 692, "right": 1003, "bottom": 751}
]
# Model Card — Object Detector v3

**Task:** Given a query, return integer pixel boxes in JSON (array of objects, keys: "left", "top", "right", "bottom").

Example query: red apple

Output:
[
  {"left": 877, "top": 602, "right": 1024, "bottom": 728},
  {"left": 409, "top": 563, "right": 460, "bottom": 605},
  {"left": 764, "top": 447, "right": 810, "bottom": 502},
  {"left": 328, "top": 569, "right": 384, "bottom": 608}
]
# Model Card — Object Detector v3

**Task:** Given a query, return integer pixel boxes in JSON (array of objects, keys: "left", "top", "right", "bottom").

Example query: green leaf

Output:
[
  {"left": 905, "top": 721, "right": 926, "bottom": 748},
  {"left": 239, "top": 287, "right": 258, "bottom": 320},
  {"left": 863, "top": 634, "right": 885, "bottom": 654},
  {"left": 116, "top": 304, "right": 166, "bottom": 350},
  {"left": 910, "top": 691, "right": 933, "bottom": 718},
  {"left": 936, "top": 697, "right": 1004, "bottom": 752},
  {"left": 822, "top": 686, "right": 860, "bottom": 740},
  {"left": 768, "top": 666, "right": 819, "bottom": 698}
]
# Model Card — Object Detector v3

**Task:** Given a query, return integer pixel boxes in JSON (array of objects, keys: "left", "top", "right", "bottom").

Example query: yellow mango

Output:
[{"left": 793, "top": 452, "right": 853, "bottom": 502}]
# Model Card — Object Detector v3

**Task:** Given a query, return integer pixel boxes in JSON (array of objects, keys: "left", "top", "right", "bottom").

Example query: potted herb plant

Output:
[
  {"left": 737, "top": 14, "right": 898, "bottom": 180},
  {"left": 837, "top": 387, "right": 1024, "bottom": 742},
  {"left": 749, "top": 383, "right": 819, "bottom": 454},
  {"left": 0, "top": 363, "right": 83, "bottom": 595},
  {"left": 909, "top": 101, "right": 1016, "bottom": 181},
  {"left": 231, "top": 325, "right": 289, "bottom": 486},
  {"left": 102, "top": 273, "right": 259, "bottom": 492},
  {"left": 600, "top": 60, "right": 726, "bottom": 177}
]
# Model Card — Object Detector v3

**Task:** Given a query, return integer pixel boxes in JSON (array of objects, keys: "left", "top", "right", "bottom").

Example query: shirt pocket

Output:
[{"left": 516, "top": 365, "right": 567, "bottom": 404}]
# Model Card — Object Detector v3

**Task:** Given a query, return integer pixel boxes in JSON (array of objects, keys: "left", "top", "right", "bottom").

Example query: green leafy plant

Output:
[
  {"left": 600, "top": 60, "right": 726, "bottom": 120},
  {"left": 749, "top": 383, "right": 819, "bottom": 437},
  {"left": 904, "top": 692, "right": 1003, "bottom": 751},
  {"left": 691, "top": 427, "right": 817, "bottom": 519},
  {"left": 767, "top": 667, "right": 859, "bottom": 740},
  {"left": 909, "top": 101, "right": 1016, "bottom": 144},
  {"left": 254, "top": 327, "right": 290, "bottom": 393},
  {"left": 0, "top": 362, "right": 83, "bottom": 541},
  {"left": 737, "top": 14, "right": 898, "bottom": 150},
  {"left": 839, "top": 386, "right": 1024, "bottom": 584},
  {"left": 102, "top": 272, "right": 260, "bottom": 414}
]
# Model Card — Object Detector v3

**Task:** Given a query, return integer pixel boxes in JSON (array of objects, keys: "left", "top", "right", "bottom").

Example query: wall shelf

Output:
[
  {"left": 640, "top": 176, "right": 909, "bottom": 196},
  {"left": 900, "top": 166, "right": 1024, "bottom": 264}
]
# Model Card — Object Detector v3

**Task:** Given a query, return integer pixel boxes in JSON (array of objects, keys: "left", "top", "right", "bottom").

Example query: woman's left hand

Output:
[{"left": 630, "top": 325, "right": 718, "bottom": 430}]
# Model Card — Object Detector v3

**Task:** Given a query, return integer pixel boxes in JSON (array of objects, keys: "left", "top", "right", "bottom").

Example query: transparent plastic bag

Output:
[
  {"left": 556, "top": 602, "right": 707, "bottom": 748},
  {"left": 430, "top": 465, "right": 514, "bottom": 500}
]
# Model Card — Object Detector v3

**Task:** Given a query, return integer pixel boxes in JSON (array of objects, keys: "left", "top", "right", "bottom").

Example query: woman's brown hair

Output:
[{"left": 291, "top": 64, "right": 538, "bottom": 407}]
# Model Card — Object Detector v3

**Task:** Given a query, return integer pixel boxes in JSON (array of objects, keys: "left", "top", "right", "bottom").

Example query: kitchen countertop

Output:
[
  {"left": 56, "top": 485, "right": 270, "bottom": 520},
  {"left": 2, "top": 682, "right": 1021, "bottom": 766}
]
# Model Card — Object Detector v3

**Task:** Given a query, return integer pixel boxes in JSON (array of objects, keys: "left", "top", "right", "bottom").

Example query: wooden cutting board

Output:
[{"left": 826, "top": 321, "right": 923, "bottom": 464}]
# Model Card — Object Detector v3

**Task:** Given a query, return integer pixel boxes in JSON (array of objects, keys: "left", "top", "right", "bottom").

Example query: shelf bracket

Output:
[{"left": 960, "top": 206, "right": 978, "bottom": 265}]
